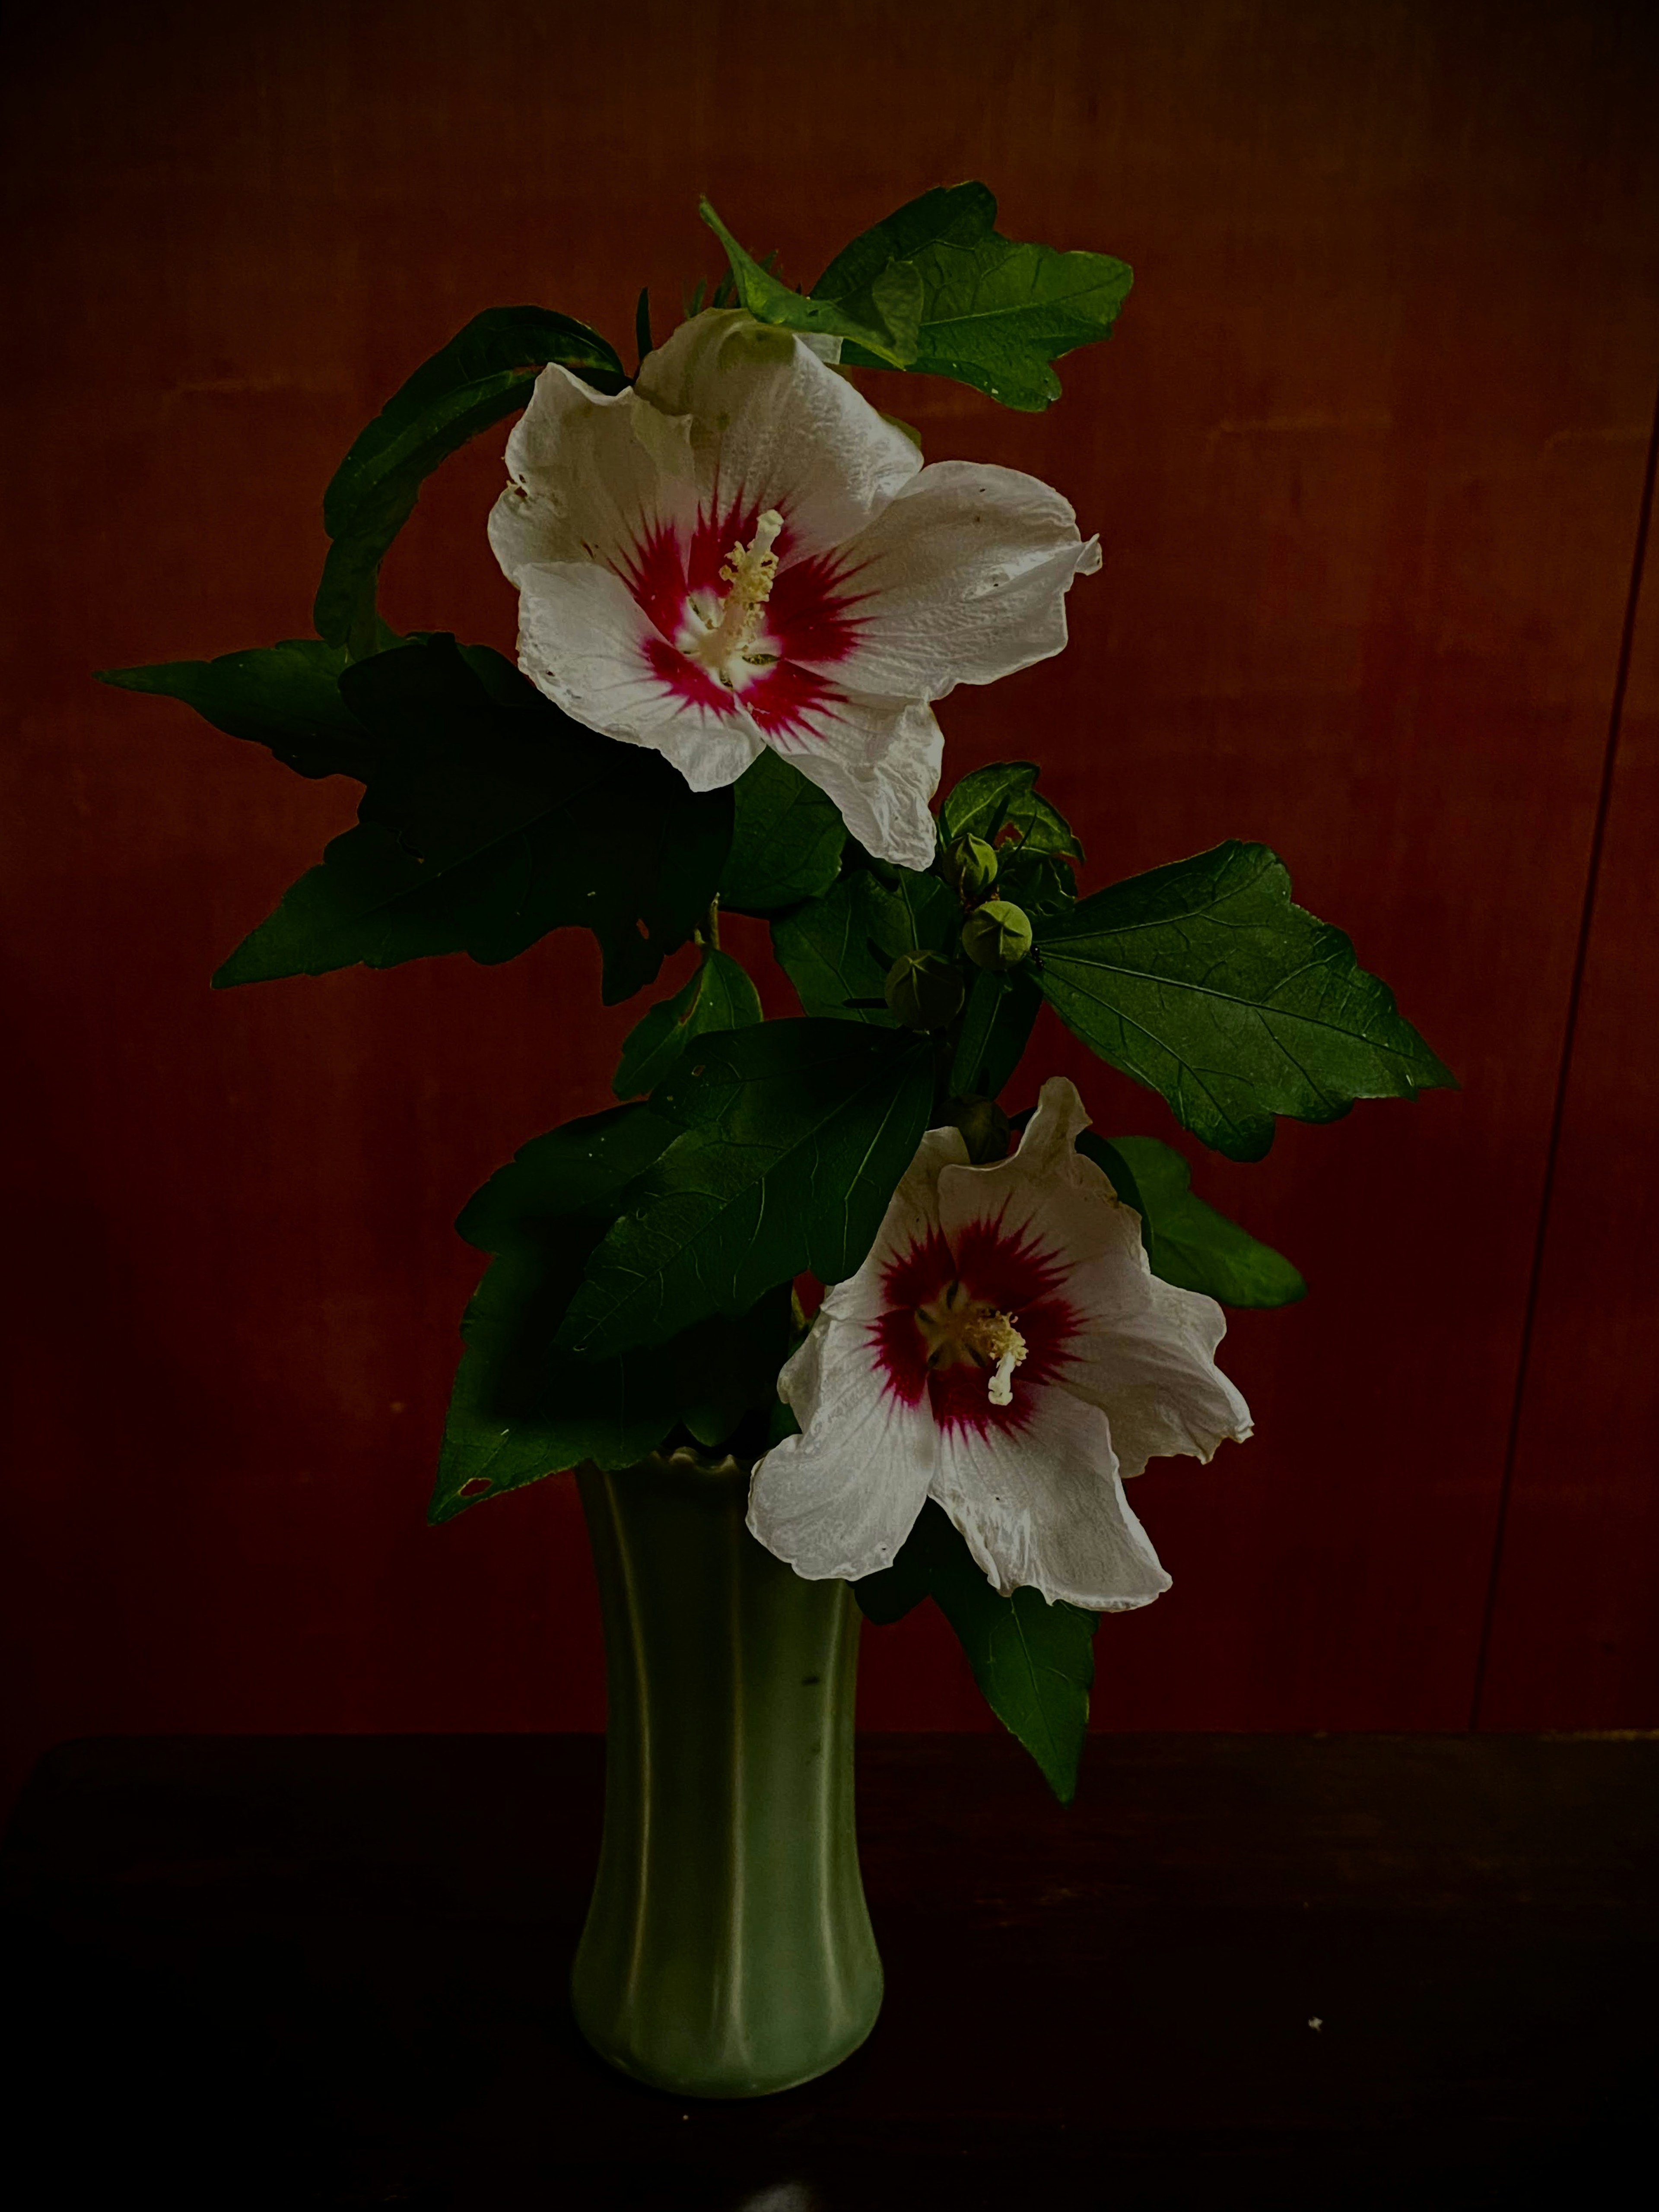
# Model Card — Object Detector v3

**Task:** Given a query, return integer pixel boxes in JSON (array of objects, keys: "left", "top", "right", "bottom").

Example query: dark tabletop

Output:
[{"left": 3, "top": 1732, "right": 1655, "bottom": 2208}]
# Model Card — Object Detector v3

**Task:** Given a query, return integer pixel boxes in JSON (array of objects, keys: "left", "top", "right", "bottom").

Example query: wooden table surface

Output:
[{"left": 3, "top": 1733, "right": 1655, "bottom": 2208}]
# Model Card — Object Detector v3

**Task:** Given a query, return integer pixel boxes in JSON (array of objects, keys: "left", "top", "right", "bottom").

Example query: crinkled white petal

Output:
[
  {"left": 491, "top": 365, "right": 690, "bottom": 578},
  {"left": 820, "top": 1126, "right": 968, "bottom": 1326},
  {"left": 1058, "top": 1273, "right": 1254, "bottom": 1480},
  {"left": 937, "top": 1075, "right": 1137, "bottom": 1284},
  {"left": 748, "top": 1316, "right": 938, "bottom": 1581},
  {"left": 635, "top": 311, "right": 921, "bottom": 556},
  {"left": 822, "top": 461, "right": 1101, "bottom": 700},
  {"left": 773, "top": 691, "right": 943, "bottom": 872},
  {"left": 929, "top": 1384, "right": 1170, "bottom": 1610},
  {"left": 508, "top": 560, "right": 762, "bottom": 789}
]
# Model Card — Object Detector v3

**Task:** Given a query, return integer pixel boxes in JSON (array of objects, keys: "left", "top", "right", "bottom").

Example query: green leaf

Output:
[
  {"left": 855, "top": 1501, "right": 1097, "bottom": 1803},
  {"left": 700, "top": 198, "right": 920, "bottom": 368},
  {"left": 556, "top": 1020, "right": 936, "bottom": 1358},
  {"left": 315, "top": 305, "right": 626, "bottom": 654},
  {"left": 612, "top": 946, "right": 763, "bottom": 1100},
  {"left": 213, "top": 635, "right": 731, "bottom": 1004},
  {"left": 772, "top": 866, "right": 959, "bottom": 1023},
  {"left": 1033, "top": 841, "right": 1457, "bottom": 1160},
  {"left": 938, "top": 759, "right": 1083, "bottom": 860},
  {"left": 432, "top": 1105, "right": 791, "bottom": 1522},
  {"left": 95, "top": 640, "right": 378, "bottom": 781},
  {"left": 820, "top": 184, "right": 1133, "bottom": 412},
  {"left": 720, "top": 750, "right": 847, "bottom": 913},
  {"left": 947, "top": 966, "right": 1042, "bottom": 1100},
  {"left": 1078, "top": 1132, "right": 1307, "bottom": 1308}
]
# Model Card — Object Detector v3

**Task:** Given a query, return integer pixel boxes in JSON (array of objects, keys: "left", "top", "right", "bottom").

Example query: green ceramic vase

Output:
[{"left": 572, "top": 1451, "right": 883, "bottom": 2098}]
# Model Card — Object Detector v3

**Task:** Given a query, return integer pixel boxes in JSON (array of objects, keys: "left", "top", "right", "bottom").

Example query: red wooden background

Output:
[{"left": 5, "top": 0, "right": 1657, "bottom": 1810}]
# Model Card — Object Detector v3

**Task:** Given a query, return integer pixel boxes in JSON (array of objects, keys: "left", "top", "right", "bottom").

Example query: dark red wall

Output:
[{"left": 5, "top": 0, "right": 1657, "bottom": 1808}]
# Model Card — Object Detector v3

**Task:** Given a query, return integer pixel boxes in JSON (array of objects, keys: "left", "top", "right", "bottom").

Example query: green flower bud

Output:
[
  {"left": 960, "top": 900, "right": 1033, "bottom": 972},
  {"left": 941, "top": 833, "right": 998, "bottom": 898},
  {"left": 945, "top": 1095, "right": 1012, "bottom": 1165},
  {"left": 884, "top": 950, "right": 966, "bottom": 1031}
]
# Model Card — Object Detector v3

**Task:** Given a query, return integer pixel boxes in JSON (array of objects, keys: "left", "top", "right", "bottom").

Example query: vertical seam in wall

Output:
[{"left": 1470, "top": 372, "right": 1659, "bottom": 1730}]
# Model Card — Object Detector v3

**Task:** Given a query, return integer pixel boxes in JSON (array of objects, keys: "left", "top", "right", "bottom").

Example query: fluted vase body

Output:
[{"left": 572, "top": 1453, "right": 882, "bottom": 2098}]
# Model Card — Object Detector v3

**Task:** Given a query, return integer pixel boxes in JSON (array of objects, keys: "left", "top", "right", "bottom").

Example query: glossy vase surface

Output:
[{"left": 572, "top": 1452, "right": 883, "bottom": 2098}]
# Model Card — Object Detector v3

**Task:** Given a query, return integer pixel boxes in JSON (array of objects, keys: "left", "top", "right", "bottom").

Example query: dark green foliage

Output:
[
  {"left": 1079, "top": 1132, "right": 1307, "bottom": 1309},
  {"left": 772, "top": 866, "right": 959, "bottom": 1023},
  {"left": 720, "top": 750, "right": 846, "bottom": 913},
  {"left": 700, "top": 200, "right": 918, "bottom": 367},
  {"left": 213, "top": 635, "right": 731, "bottom": 1003},
  {"left": 431, "top": 1104, "right": 792, "bottom": 1523},
  {"left": 314, "top": 305, "right": 626, "bottom": 654},
  {"left": 556, "top": 1021, "right": 936, "bottom": 1358},
  {"left": 948, "top": 967, "right": 1042, "bottom": 1098},
  {"left": 1033, "top": 841, "right": 1457, "bottom": 1159},
  {"left": 816, "top": 184, "right": 1133, "bottom": 411},
  {"left": 613, "top": 946, "right": 763, "bottom": 1100},
  {"left": 938, "top": 758, "right": 1083, "bottom": 859},
  {"left": 855, "top": 1501, "right": 1097, "bottom": 1803},
  {"left": 95, "top": 640, "right": 379, "bottom": 781}
]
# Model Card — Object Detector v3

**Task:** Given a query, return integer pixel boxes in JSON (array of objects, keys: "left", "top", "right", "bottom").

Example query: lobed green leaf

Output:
[
  {"left": 1077, "top": 1132, "right": 1307, "bottom": 1308},
  {"left": 95, "top": 640, "right": 378, "bottom": 782},
  {"left": 315, "top": 305, "right": 626, "bottom": 654},
  {"left": 720, "top": 750, "right": 847, "bottom": 914},
  {"left": 612, "top": 946, "right": 763, "bottom": 1101},
  {"left": 938, "top": 758, "right": 1083, "bottom": 860},
  {"left": 820, "top": 184, "right": 1133, "bottom": 411},
  {"left": 1033, "top": 841, "right": 1457, "bottom": 1160},
  {"left": 854, "top": 1501, "right": 1097, "bottom": 1803},
  {"left": 700, "top": 198, "right": 919, "bottom": 367},
  {"left": 213, "top": 635, "right": 730, "bottom": 1003}
]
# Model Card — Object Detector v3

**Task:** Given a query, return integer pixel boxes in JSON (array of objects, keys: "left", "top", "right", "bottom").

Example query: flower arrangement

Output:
[{"left": 102, "top": 183, "right": 1452, "bottom": 1812}]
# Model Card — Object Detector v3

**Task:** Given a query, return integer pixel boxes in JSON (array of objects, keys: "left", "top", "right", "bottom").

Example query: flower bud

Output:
[
  {"left": 945, "top": 1095, "right": 1012, "bottom": 1165},
  {"left": 884, "top": 950, "right": 966, "bottom": 1031},
  {"left": 941, "top": 833, "right": 998, "bottom": 898},
  {"left": 960, "top": 900, "right": 1033, "bottom": 972}
]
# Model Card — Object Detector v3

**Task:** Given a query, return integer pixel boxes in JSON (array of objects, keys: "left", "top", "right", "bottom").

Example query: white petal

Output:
[
  {"left": 1059, "top": 1274, "right": 1254, "bottom": 1479},
  {"left": 822, "top": 460, "right": 1100, "bottom": 700},
  {"left": 636, "top": 310, "right": 921, "bottom": 555},
  {"left": 930, "top": 1385, "right": 1170, "bottom": 1610},
  {"left": 774, "top": 691, "right": 943, "bottom": 871},
  {"left": 821, "top": 1125, "right": 967, "bottom": 1325},
  {"left": 749, "top": 1315, "right": 938, "bottom": 1581},
  {"left": 491, "top": 365, "right": 689, "bottom": 577},
  {"left": 937, "top": 1076, "right": 1135, "bottom": 1287},
  {"left": 507, "top": 559, "right": 763, "bottom": 789}
]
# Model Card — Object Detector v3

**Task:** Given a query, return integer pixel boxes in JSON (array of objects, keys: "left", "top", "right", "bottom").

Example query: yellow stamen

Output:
[
  {"left": 914, "top": 1287, "right": 1029, "bottom": 1405},
  {"left": 695, "top": 508, "right": 783, "bottom": 680}
]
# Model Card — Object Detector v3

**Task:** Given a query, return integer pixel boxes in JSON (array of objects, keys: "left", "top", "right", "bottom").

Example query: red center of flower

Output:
[
  {"left": 621, "top": 496, "right": 866, "bottom": 740},
  {"left": 871, "top": 1215, "right": 1080, "bottom": 1434}
]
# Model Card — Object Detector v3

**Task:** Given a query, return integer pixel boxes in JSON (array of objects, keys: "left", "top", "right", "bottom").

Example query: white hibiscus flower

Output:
[
  {"left": 748, "top": 1078, "right": 1253, "bottom": 1609},
  {"left": 488, "top": 310, "right": 1100, "bottom": 870}
]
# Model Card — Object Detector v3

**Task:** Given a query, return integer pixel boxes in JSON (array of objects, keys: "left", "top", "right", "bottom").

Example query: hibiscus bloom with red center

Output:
[
  {"left": 748, "top": 1079, "right": 1253, "bottom": 1609},
  {"left": 489, "top": 310, "right": 1100, "bottom": 870}
]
